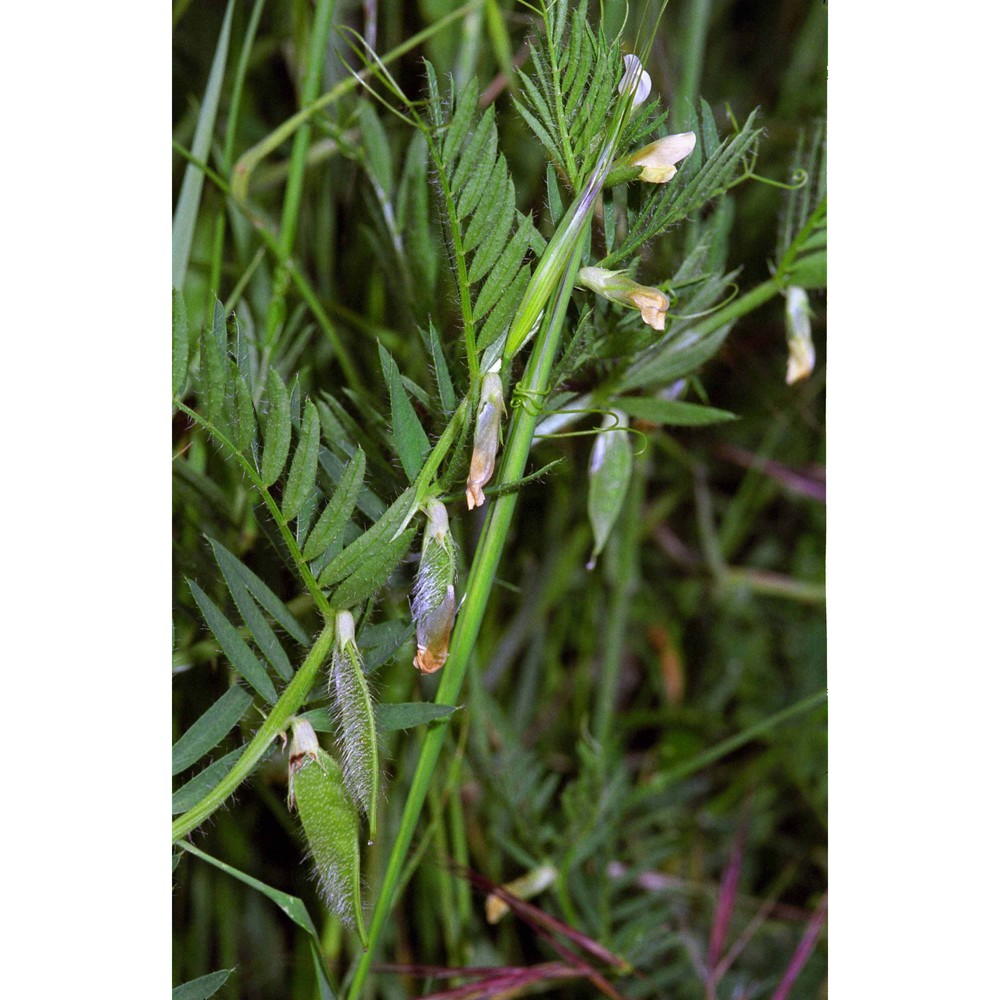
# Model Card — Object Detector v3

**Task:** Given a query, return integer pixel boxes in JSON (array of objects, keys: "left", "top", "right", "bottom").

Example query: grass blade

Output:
[{"left": 172, "top": 0, "right": 235, "bottom": 288}]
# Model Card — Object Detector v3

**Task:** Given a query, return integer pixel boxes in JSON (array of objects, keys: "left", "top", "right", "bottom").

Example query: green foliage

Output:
[
  {"left": 424, "top": 63, "right": 544, "bottom": 360},
  {"left": 173, "top": 1, "right": 827, "bottom": 996}
]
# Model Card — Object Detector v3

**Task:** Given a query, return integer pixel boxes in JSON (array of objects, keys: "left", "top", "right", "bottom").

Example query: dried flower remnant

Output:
[
  {"left": 577, "top": 266, "right": 670, "bottom": 331},
  {"left": 785, "top": 286, "right": 815, "bottom": 384},
  {"left": 412, "top": 499, "right": 458, "bottom": 674},
  {"left": 466, "top": 368, "right": 506, "bottom": 509},
  {"left": 625, "top": 131, "right": 697, "bottom": 183},
  {"left": 485, "top": 863, "right": 559, "bottom": 924}
]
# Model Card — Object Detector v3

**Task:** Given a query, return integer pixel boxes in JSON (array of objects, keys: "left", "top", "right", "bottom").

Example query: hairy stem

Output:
[{"left": 172, "top": 621, "right": 336, "bottom": 841}]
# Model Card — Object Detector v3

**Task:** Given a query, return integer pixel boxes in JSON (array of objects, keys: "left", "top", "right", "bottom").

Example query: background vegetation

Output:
[{"left": 172, "top": 1, "right": 827, "bottom": 997}]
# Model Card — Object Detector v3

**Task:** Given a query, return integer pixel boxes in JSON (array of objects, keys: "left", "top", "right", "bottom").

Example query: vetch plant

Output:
[{"left": 172, "top": 1, "right": 827, "bottom": 996}]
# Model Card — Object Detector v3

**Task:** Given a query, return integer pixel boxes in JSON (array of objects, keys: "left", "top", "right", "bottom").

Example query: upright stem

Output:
[{"left": 345, "top": 253, "right": 584, "bottom": 999}]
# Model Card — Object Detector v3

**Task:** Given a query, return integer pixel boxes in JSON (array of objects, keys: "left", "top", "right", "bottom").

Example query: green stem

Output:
[
  {"left": 172, "top": 621, "right": 336, "bottom": 841},
  {"left": 695, "top": 277, "right": 783, "bottom": 338},
  {"left": 721, "top": 567, "right": 825, "bottom": 605},
  {"left": 344, "top": 248, "right": 585, "bottom": 1000}
]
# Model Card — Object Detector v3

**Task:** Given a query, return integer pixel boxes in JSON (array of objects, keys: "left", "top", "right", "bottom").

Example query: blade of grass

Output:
[
  {"left": 263, "top": 0, "right": 337, "bottom": 348},
  {"left": 172, "top": 0, "right": 235, "bottom": 289}
]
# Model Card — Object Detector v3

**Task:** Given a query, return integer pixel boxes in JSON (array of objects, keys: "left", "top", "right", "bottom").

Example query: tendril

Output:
[
  {"left": 745, "top": 168, "right": 809, "bottom": 191},
  {"left": 533, "top": 407, "right": 649, "bottom": 455},
  {"left": 669, "top": 282, "right": 740, "bottom": 320},
  {"left": 511, "top": 381, "right": 553, "bottom": 416}
]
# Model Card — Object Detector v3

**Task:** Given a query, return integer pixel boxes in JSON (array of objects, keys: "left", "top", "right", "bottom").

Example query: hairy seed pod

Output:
[
  {"left": 412, "top": 499, "right": 458, "bottom": 674},
  {"left": 329, "top": 611, "right": 380, "bottom": 842},
  {"left": 586, "top": 409, "right": 633, "bottom": 570},
  {"left": 287, "top": 718, "right": 368, "bottom": 947},
  {"left": 466, "top": 368, "right": 506, "bottom": 509}
]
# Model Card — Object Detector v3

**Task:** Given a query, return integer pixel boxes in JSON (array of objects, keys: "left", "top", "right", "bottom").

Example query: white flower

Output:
[
  {"left": 626, "top": 132, "right": 697, "bottom": 183},
  {"left": 785, "top": 286, "right": 815, "bottom": 384},
  {"left": 578, "top": 266, "right": 670, "bottom": 331},
  {"left": 618, "top": 54, "right": 651, "bottom": 113}
]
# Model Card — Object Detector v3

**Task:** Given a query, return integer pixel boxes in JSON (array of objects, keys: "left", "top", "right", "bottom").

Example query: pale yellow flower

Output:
[
  {"left": 578, "top": 266, "right": 670, "bottom": 331},
  {"left": 627, "top": 132, "right": 697, "bottom": 183},
  {"left": 627, "top": 287, "right": 669, "bottom": 330}
]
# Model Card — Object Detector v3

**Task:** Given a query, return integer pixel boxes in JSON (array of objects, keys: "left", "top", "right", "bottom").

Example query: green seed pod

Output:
[
  {"left": 412, "top": 499, "right": 458, "bottom": 674},
  {"left": 287, "top": 718, "right": 368, "bottom": 947},
  {"left": 586, "top": 409, "right": 633, "bottom": 570},
  {"left": 329, "top": 610, "right": 380, "bottom": 842}
]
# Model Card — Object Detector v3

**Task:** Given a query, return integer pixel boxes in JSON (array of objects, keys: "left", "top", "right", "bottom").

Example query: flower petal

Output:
[{"left": 618, "top": 53, "right": 651, "bottom": 112}]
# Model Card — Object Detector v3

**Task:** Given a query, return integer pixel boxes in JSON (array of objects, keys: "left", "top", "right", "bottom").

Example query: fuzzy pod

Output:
[
  {"left": 466, "top": 368, "right": 506, "bottom": 509},
  {"left": 287, "top": 719, "right": 368, "bottom": 947},
  {"left": 412, "top": 499, "right": 458, "bottom": 674},
  {"left": 329, "top": 610, "right": 380, "bottom": 842},
  {"left": 586, "top": 409, "right": 633, "bottom": 570}
]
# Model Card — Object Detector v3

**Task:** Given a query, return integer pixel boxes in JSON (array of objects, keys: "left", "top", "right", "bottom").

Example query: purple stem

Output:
[{"left": 770, "top": 893, "right": 828, "bottom": 1000}]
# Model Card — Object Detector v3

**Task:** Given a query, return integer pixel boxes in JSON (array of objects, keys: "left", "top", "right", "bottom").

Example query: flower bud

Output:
[
  {"left": 618, "top": 54, "right": 651, "bottom": 113},
  {"left": 412, "top": 499, "right": 458, "bottom": 674},
  {"left": 466, "top": 368, "right": 506, "bottom": 509},
  {"left": 286, "top": 717, "right": 368, "bottom": 945},
  {"left": 784, "top": 286, "right": 815, "bottom": 384},
  {"left": 577, "top": 267, "right": 670, "bottom": 331},
  {"left": 624, "top": 131, "right": 697, "bottom": 183}
]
